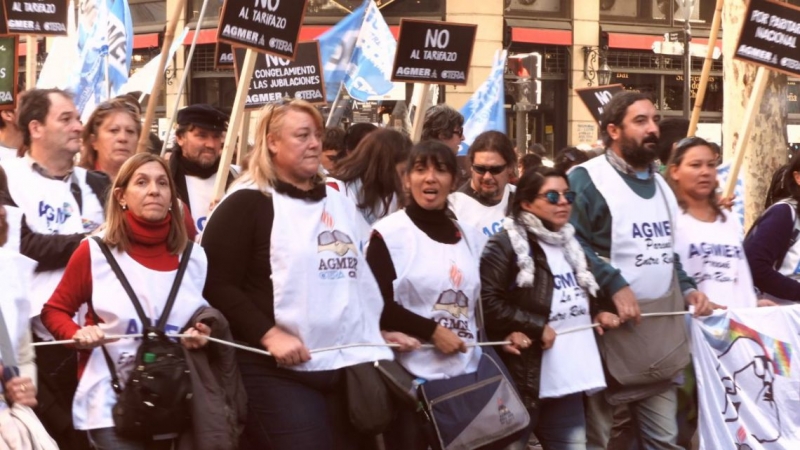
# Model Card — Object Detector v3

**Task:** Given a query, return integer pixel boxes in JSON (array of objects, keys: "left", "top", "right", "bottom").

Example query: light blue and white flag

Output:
[
  {"left": 118, "top": 27, "right": 188, "bottom": 96},
  {"left": 458, "top": 50, "right": 507, "bottom": 156},
  {"left": 342, "top": 0, "right": 395, "bottom": 101},
  {"left": 107, "top": 0, "right": 133, "bottom": 96},
  {"left": 72, "top": 0, "right": 110, "bottom": 121},
  {"left": 318, "top": 1, "right": 367, "bottom": 102},
  {"left": 717, "top": 161, "right": 746, "bottom": 231}
]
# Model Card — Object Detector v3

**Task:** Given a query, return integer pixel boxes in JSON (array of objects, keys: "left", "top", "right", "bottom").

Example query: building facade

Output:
[{"left": 27, "top": 0, "right": 800, "bottom": 156}]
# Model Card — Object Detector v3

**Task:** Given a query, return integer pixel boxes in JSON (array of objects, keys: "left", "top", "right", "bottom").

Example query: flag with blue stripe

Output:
[
  {"left": 342, "top": 0, "right": 395, "bottom": 101},
  {"left": 458, "top": 50, "right": 507, "bottom": 156},
  {"left": 107, "top": 0, "right": 133, "bottom": 96},
  {"left": 72, "top": 0, "right": 110, "bottom": 120},
  {"left": 318, "top": 1, "right": 367, "bottom": 102}
]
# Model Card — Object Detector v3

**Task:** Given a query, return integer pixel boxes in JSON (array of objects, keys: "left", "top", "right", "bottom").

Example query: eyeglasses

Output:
[
  {"left": 537, "top": 190, "right": 577, "bottom": 205},
  {"left": 452, "top": 128, "right": 464, "bottom": 138},
  {"left": 472, "top": 164, "right": 506, "bottom": 175}
]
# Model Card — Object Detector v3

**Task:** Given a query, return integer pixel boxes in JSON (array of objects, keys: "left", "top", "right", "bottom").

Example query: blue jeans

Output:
[
  {"left": 527, "top": 393, "right": 588, "bottom": 450},
  {"left": 236, "top": 351, "right": 362, "bottom": 450},
  {"left": 86, "top": 428, "right": 173, "bottom": 450},
  {"left": 585, "top": 386, "right": 681, "bottom": 450}
]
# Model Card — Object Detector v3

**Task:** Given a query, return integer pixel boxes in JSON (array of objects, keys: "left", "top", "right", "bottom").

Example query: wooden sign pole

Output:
[
  {"left": 212, "top": 48, "right": 257, "bottom": 201},
  {"left": 410, "top": 83, "right": 430, "bottom": 143},
  {"left": 723, "top": 66, "right": 769, "bottom": 198},
  {"left": 137, "top": 0, "right": 186, "bottom": 154},
  {"left": 25, "top": 37, "right": 36, "bottom": 89},
  {"left": 237, "top": 110, "right": 251, "bottom": 166},
  {"left": 688, "top": 0, "right": 723, "bottom": 137}
]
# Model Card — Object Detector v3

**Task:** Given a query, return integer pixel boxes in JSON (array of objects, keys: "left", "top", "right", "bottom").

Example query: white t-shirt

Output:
[
  {"left": 538, "top": 241, "right": 606, "bottom": 398},
  {"left": 0, "top": 145, "right": 17, "bottom": 161},
  {"left": 674, "top": 210, "right": 757, "bottom": 309},
  {"left": 185, "top": 175, "right": 216, "bottom": 232}
]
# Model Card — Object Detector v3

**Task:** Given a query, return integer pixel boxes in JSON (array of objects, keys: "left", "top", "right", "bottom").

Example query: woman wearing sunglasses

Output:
[
  {"left": 480, "top": 167, "right": 620, "bottom": 449},
  {"left": 670, "top": 137, "right": 766, "bottom": 309}
]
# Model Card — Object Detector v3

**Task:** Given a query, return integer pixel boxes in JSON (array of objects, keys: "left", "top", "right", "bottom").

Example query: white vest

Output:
[
  {"left": 674, "top": 210, "right": 756, "bottom": 309},
  {"left": 449, "top": 184, "right": 516, "bottom": 239},
  {"left": 0, "top": 157, "right": 105, "bottom": 324},
  {"left": 583, "top": 156, "right": 677, "bottom": 300},
  {"left": 1, "top": 205, "right": 23, "bottom": 253},
  {"left": 0, "top": 249, "right": 34, "bottom": 365},
  {"left": 224, "top": 183, "right": 392, "bottom": 371},
  {"left": 538, "top": 242, "right": 605, "bottom": 398},
  {"left": 372, "top": 211, "right": 482, "bottom": 380},
  {"left": 72, "top": 238, "right": 208, "bottom": 430},
  {"left": 185, "top": 175, "right": 216, "bottom": 233}
]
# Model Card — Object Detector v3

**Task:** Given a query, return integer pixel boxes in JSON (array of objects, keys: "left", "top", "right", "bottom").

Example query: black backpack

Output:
[{"left": 91, "top": 236, "right": 194, "bottom": 439}]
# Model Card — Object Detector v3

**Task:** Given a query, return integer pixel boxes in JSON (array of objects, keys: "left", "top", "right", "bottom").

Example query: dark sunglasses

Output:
[
  {"left": 472, "top": 164, "right": 506, "bottom": 175},
  {"left": 452, "top": 127, "right": 464, "bottom": 138},
  {"left": 537, "top": 190, "right": 577, "bottom": 205}
]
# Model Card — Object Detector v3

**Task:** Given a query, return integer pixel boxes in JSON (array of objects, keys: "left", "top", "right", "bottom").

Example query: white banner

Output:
[{"left": 692, "top": 306, "right": 800, "bottom": 449}]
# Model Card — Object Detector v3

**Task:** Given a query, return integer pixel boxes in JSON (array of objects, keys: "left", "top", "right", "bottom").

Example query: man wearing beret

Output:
[{"left": 169, "top": 104, "right": 238, "bottom": 233}]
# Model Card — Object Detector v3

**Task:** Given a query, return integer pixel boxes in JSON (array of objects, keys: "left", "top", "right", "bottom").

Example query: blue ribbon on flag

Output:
[{"left": 458, "top": 50, "right": 508, "bottom": 156}]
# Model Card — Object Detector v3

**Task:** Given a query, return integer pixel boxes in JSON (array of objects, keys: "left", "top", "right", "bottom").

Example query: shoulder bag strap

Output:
[
  {"left": 155, "top": 241, "right": 194, "bottom": 330},
  {"left": 91, "top": 236, "right": 150, "bottom": 327}
]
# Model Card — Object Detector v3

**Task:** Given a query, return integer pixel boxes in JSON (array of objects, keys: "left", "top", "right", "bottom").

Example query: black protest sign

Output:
[
  {"left": 215, "top": 41, "right": 234, "bottom": 69},
  {"left": 0, "top": 5, "right": 7, "bottom": 34},
  {"left": 575, "top": 84, "right": 625, "bottom": 123},
  {"left": 233, "top": 41, "right": 326, "bottom": 109},
  {"left": 735, "top": 0, "right": 800, "bottom": 77},
  {"left": 391, "top": 19, "right": 477, "bottom": 86},
  {"left": 0, "top": 35, "right": 19, "bottom": 110},
  {"left": 3, "top": 0, "right": 68, "bottom": 36},
  {"left": 218, "top": 0, "right": 308, "bottom": 59}
]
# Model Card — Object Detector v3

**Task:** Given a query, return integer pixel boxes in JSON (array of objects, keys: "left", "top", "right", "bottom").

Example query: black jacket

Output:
[{"left": 480, "top": 229, "right": 599, "bottom": 408}]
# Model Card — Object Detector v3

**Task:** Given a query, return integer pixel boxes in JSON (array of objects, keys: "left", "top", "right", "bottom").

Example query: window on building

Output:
[
  {"left": 130, "top": 0, "right": 167, "bottom": 26},
  {"left": 611, "top": 72, "right": 659, "bottom": 104},
  {"left": 504, "top": 0, "right": 569, "bottom": 18},
  {"left": 601, "top": 0, "right": 715, "bottom": 27},
  {"left": 789, "top": 81, "right": 800, "bottom": 115}
]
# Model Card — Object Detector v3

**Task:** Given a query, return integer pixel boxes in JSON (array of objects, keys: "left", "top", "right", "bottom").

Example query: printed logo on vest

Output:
[
  {"left": 317, "top": 210, "right": 359, "bottom": 280},
  {"left": 432, "top": 262, "right": 474, "bottom": 339},
  {"left": 38, "top": 201, "right": 74, "bottom": 231}
]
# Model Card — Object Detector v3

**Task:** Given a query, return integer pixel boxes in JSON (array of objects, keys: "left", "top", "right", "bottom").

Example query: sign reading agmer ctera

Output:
[
  {"left": 735, "top": 0, "right": 800, "bottom": 77},
  {"left": 391, "top": 19, "right": 477, "bottom": 86},
  {"left": 215, "top": 41, "right": 234, "bottom": 69},
  {"left": 217, "top": 0, "right": 308, "bottom": 59},
  {"left": 3, "top": 0, "right": 68, "bottom": 36},
  {"left": 233, "top": 41, "right": 326, "bottom": 109}
]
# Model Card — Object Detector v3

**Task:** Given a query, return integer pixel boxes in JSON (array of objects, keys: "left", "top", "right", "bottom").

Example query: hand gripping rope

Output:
[{"left": 31, "top": 311, "right": 694, "bottom": 353}]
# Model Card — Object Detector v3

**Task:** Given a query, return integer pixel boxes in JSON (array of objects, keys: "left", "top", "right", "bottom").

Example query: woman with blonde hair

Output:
[
  {"left": 202, "top": 100, "right": 399, "bottom": 450},
  {"left": 42, "top": 153, "right": 212, "bottom": 449},
  {"left": 79, "top": 100, "right": 141, "bottom": 179}
]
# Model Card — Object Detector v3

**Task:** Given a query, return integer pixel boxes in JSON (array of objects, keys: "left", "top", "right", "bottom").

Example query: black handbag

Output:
[{"left": 91, "top": 237, "right": 195, "bottom": 439}]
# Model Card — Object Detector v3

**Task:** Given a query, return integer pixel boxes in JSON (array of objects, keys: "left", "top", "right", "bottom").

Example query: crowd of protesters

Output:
[{"left": 0, "top": 87, "right": 795, "bottom": 450}]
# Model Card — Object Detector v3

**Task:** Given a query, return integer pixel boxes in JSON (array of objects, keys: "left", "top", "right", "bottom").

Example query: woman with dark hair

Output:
[
  {"left": 79, "top": 100, "right": 142, "bottom": 179},
  {"left": 367, "top": 141, "right": 505, "bottom": 449},
  {"left": 744, "top": 153, "right": 800, "bottom": 303},
  {"left": 328, "top": 128, "right": 412, "bottom": 224},
  {"left": 669, "top": 137, "right": 763, "bottom": 308},
  {"left": 480, "top": 167, "right": 620, "bottom": 449}
]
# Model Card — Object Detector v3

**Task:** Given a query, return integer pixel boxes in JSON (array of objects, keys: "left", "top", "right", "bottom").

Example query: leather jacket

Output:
[{"left": 480, "top": 229, "right": 598, "bottom": 408}]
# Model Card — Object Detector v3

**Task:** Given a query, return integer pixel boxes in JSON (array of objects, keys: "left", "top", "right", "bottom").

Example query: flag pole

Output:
[
  {"left": 160, "top": 0, "right": 211, "bottom": 157},
  {"left": 25, "top": 37, "right": 36, "bottom": 89},
  {"left": 212, "top": 49, "right": 257, "bottom": 201},
  {"left": 688, "top": 0, "right": 723, "bottom": 137},
  {"left": 325, "top": 84, "right": 345, "bottom": 127},
  {"left": 137, "top": 0, "right": 186, "bottom": 154}
]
